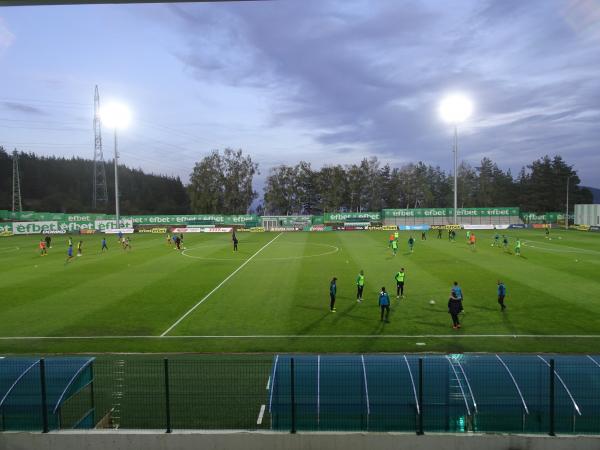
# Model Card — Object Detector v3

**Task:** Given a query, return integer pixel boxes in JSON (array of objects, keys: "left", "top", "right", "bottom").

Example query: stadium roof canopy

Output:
[
  {"left": 0, "top": 357, "right": 95, "bottom": 430},
  {"left": 269, "top": 354, "right": 600, "bottom": 433}
]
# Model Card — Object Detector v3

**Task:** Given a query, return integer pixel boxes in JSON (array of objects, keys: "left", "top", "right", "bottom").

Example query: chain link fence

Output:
[{"left": 1, "top": 354, "right": 599, "bottom": 434}]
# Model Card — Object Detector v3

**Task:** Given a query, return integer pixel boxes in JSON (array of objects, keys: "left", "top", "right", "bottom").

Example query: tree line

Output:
[
  {"left": 262, "top": 155, "right": 592, "bottom": 214},
  {"left": 0, "top": 146, "right": 593, "bottom": 215},
  {"left": 0, "top": 147, "right": 190, "bottom": 214}
]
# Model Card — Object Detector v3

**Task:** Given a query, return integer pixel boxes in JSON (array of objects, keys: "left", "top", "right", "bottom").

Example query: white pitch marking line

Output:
[
  {"left": 182, "top": 242, "right": 339, "bottom": 262},
  {"left": 256, "top": 404, "right": 266, "bottom": 425},
  {"left": 2, "top": 334, "right": 600, "bottom": 340},
  {"left": 266, "top": 376, "right": 271, "bottom": 390},
  {"left": 160, "top": 233, "right": 283, "bottom": 336}
]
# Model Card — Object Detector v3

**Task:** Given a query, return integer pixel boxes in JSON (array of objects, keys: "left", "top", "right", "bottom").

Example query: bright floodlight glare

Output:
[
  {"left": 100, "top": 102, "right": 131, "bottom": 129},
  {"left": 439, "top": 94, "right": 473, "bottom": 123}
]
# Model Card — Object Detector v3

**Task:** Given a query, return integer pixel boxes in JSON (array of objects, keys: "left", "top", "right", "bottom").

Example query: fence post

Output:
[
  {"left": 549, "top": 358, "right": 555, "bottom": 436},
  {"left": 164, "top": 358, "right": 172, "bottom": 433},
  {"left": 290, "top": 357, "right": 296, "bottom": 434},
  {"left": 89, "top": 363, "right": 96, "bottom": 426},
  {"left": 40, "top": 358, "right": 49, "bottom": 433},
  {"left": 417, "top": 357, "right": 424, "bottom": 435}
]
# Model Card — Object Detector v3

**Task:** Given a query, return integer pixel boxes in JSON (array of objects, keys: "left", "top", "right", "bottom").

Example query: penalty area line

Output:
[
  {"left": 2, "top": 334, "right": 600, "bottom": 340},
  {"left": 160, "top": 233, "right": 283, "bottom": 337}
]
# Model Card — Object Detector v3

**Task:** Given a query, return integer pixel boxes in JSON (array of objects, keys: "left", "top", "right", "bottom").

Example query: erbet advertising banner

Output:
[
  {"left": 137, "top": 227, "right": 168, "bottom": 234},
  {"left": 430, "top": 224, "right": 462, "bottom": 230},
  {"left": 261, "top": 216, "right": 312, "bottom": 227},
  {"left": 130, "top": 215, "right": 258, "bottom": 225},
  {"left": 368, "top": 225, "right": 398, "bottom": 231},
  {"left": 2, "top": 212, "right": 258, "bottom": 227},
  {"left": 520, "top": 212, "right": 564, "bottom": 223},
  {"left": 9, "top": 219, "right": 133, "bottom": 235},
  {"left": 383, "top": 207, "right": 519, "bottom": 218},
  {"left": 398, "top": 225, "right": 430, "bottom": 231},
  {"left": 171, "top": 227, "right": 233, "bottom": 233},
  {"left": 463, "top": 224, "right": 510, "bottom": 230},
  {"left": 324, "top": 212, "right": 381, "bottom": 222}
]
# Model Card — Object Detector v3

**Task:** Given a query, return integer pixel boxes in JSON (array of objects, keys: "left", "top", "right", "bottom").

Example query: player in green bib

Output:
[
  {"left": 391, "top": 239, "right": 398, "bottom": 256},
  {"left": 395, "top": 268, "right": 406, "bottom": 298},
  {"left": 515, "top": 238, "right": 522, "bottom": 256},
  {"left": 356, "top": 270, "right": 365, "bottom": 302}
]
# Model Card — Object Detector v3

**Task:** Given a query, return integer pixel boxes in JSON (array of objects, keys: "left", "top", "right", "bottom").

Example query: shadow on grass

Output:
[
  {"left": 294, "top": 297, "right": 368, "bottom": 333},
  {"left": 501, "top": 308, "right": 519, "bottom": 335}
]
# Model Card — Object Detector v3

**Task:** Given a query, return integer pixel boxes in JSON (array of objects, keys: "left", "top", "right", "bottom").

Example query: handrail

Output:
[
  {"left": 495, "top": 355, "right": 529, "bottom": 415},
  {"left": 0, "top": 360, "right": 40, "bottom": 408},
  {"left": 403, "top": 356, "right": 420, "bottom": 415},
  {"left": 586, "top": 355, "right": 600, "bottom": 369},
  {"left": 445, "top": 356, "right": 471, "bottom": 416},
  {"left": 268, "top": 354, "right": 279, "bottom": 413},
  {"left": 455, "top": 359, "right": 478, "bottom": 413},
  {"left": 317, "top": 355, "right": 321, "bottom": 425},
  {"left": 360, "top": 355, "right": 370, "bottom": 415},
  {"left": 537, "top": 355, "right": 581, "bottom": 416},
  {"left": 53, "top": 358, "right": 95, "bottom": 414}
]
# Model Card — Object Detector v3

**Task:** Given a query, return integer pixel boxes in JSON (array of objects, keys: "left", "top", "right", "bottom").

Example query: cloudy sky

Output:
[{"left": 1, "top": 0, "right": 600, "bottom": 189}]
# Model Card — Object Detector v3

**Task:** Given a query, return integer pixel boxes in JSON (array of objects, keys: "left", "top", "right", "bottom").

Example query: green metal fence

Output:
[{"left": 2, "top": 354, "right": 600, "bottom": 434}]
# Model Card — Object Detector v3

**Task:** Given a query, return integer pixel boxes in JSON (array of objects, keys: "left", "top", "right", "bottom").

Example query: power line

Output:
[
  {"left": 138, "top": 119, "right": 218, "bottom": 148},
  {"left": 118, "top": 149, "right": 190, "bottom": 177},
  {"left": 0, "top": 97, "right": 91, "bottom": 107},
  {"left": 1, "top": 141, "right": 88, "bottom": 147},
  {"left": 0, "top": 117, "right": 86, "bottom": 125},
  {"left": 0, "top": 124, "right": 87, "bottom": 131}
]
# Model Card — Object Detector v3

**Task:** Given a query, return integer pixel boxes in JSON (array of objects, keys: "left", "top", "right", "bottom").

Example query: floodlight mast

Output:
[
  {"left": 114, "top": 130, "right": 120, "bottom": 228},
  {"left": 99, "top": 102, "right": 131, "bottom": 230},
  {"left": 439, "top": 94, "right": 473, "bottom": 225},
  {"left": 566, "top": 175, "right": 572, "bottom": 230},
  {"left": 453, "top": 125, "right": 458, "bottom": 225}
]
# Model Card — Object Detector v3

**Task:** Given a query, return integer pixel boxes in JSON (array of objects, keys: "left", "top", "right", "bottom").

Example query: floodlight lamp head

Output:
[
  {"left": 100, "top": 102, "right": 131, "bottom": 129},
  {"left": 439, "top": 94, "right": 473, "bottom": 124}
]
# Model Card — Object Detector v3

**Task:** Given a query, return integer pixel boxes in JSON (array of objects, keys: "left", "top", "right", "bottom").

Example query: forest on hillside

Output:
[
  {"left": 0, "top": 147, "right": 593, "bottom": 215},
  {"left": 0, "top": 147, "right": 190, "bottom": 214}
]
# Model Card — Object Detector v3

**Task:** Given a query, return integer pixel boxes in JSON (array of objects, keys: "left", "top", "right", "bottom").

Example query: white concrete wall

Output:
[
  {"left": 2, "top": 431, "right": 600, "bottom": 450},
  {"left": 575, "top": 204, "right": 600, "bottom": 226}
]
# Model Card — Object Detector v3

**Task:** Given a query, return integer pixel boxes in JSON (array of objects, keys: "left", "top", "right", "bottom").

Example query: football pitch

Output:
[{"left": 1, "top": 228, "right": 600, "bottom": 354}]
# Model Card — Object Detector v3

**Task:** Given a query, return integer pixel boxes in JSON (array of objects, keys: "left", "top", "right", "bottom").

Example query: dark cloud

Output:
[
  {"left": 1, "top": 101, "right": 46, "bottom": 116},
  {"left": 166, "top": 0, "right": 600, "bottom": 185}
]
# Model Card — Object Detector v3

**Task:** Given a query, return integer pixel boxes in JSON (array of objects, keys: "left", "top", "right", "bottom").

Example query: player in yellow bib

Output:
[
  {"left": 395, "top": 268, "right": 406, "bottom": 298},
  {"left": 391, "top": 239, "right": 398, "bottom": 256},
  {"left": 356, "top": 270, "right": 365, "bottom": 302}
]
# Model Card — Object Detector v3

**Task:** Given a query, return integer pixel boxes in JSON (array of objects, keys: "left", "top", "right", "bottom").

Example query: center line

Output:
[{"left": 160, "top": 233, "right": 282, "bottom": 336}]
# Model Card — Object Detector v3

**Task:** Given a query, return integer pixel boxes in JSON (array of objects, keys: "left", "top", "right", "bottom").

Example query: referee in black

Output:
[{"left": 329, "top": 277, "right": 337, "bottom": 312}]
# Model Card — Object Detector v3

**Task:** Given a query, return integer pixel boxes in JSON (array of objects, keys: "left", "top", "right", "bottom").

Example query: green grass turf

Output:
[
  {"left": 86, "top": 355, "right": 274, "bottom": 430},
  {"left": 1, "top": 228, "right": 600, "bottom": 354}
]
